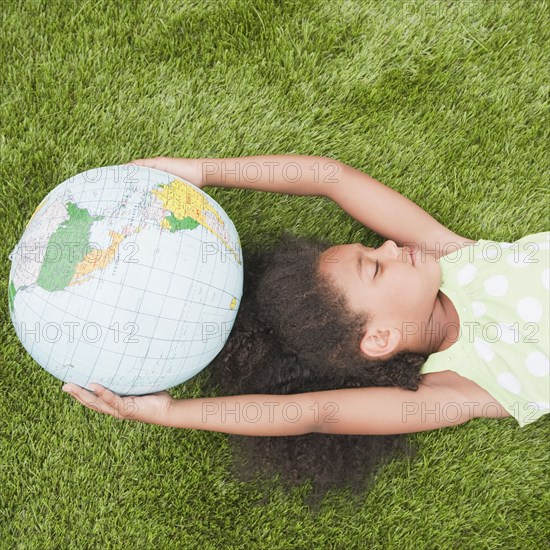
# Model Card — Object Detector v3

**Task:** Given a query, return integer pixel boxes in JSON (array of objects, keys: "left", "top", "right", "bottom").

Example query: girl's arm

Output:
[
  {"left": 200, "top": 154, "right": 475, "bottom": 254},
  {"left": 164, "top": 378, "right": 488, "bottom": 436},
  {"left": 63, "top": 376, "right": 500, "bottom": 436},
  {"left": 127, "top": 155, "right": 475, "bottom": 255},
  {"left": 320, "top": 161, "right": 476, "bottom": 255}
]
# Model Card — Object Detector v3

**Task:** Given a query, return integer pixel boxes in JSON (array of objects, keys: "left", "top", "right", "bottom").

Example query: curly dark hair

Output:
[{"left": 200, "top": 230, "right": 429, "bottom": 510}]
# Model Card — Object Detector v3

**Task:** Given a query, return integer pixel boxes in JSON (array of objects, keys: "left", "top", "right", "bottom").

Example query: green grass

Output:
[{"left": 1, "top": 0, "right": 549, "bottom": 547}]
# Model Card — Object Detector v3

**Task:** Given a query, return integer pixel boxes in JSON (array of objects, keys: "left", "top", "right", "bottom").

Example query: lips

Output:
[{"left": 408, "top": 247, "right": 415, "bottom": 266}]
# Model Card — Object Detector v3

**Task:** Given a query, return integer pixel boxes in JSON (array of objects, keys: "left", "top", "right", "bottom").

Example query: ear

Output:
[{"left": 359, "top": 326, "right": 401, "bottom": 359}]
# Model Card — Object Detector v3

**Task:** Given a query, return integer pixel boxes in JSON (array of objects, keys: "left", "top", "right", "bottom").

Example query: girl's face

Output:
[{"left": 318, "top": 240, "right": 443, "bottom": 359}]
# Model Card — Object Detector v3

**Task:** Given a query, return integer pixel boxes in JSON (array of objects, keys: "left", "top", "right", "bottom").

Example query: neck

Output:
[{"left": 424, "top": 291, "right": 458, "bottom": 354}]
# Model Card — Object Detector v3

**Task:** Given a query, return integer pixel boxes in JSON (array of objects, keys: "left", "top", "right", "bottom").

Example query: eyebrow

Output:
[{"left": 356, "top": 251, "right": 365, "bottom": 281}]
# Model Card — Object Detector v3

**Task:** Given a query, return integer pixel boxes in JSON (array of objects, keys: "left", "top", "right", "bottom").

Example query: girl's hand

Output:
[
  {"left": 124, "top": 156, "right": 204, "bottom": 189},
  {"left": 62, "top": 382, "right": 174, "bottom": 425}
]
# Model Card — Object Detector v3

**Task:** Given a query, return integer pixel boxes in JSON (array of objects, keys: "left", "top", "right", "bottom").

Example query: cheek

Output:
[{"left": 403, "top": 269, "right": 427, "bottom": 297}]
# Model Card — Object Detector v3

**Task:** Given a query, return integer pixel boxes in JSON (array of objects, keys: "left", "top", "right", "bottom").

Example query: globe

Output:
[{"left": 7, "top": 164, "right": 243, "bottom": 395}]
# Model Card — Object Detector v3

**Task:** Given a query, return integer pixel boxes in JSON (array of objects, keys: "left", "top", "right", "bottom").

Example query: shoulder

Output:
[{"left": 421, "top": 370, "right": 512, "bottom": 419}]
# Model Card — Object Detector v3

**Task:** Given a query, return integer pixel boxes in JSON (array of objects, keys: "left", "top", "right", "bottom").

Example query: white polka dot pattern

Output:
[
  {"left": 483, "top": 275, "right": 508, "bottom": 296},
  {"left": 457, "top": 264, "right": 477, "bottom": 285},
  {"left": 472, "top": 301, "right": 486, "bottom": 317},
  {"left": 525, "top": 351, "right": 549, "bottom": 377},
  {"left": 497, "top": 372, "right": 522, "bottom": 394},
  {"left": 420, "top": 232, "right": 549, "bottom": 428},
  {"left": 474, "top": 337, "right": 494, "bottom": 361},
  {"left": 516, "top": 297, "right": 543, "bottom": 322}
]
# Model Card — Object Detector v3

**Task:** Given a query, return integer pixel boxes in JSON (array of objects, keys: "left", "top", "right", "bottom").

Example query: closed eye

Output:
[{"left": 374, "top": 260, "right": 380, "bottom": 279}]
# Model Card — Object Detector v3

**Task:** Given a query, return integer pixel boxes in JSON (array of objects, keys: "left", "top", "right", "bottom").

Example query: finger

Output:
[
  {"left": 63, "top": 382, "right": 94, "bottom": 402},
  {"left": 91, "top": 384, "right": 136, "bottom": 419},
  {"left": 64, "top": 382, "right": 97, "bottom": 400},
  {"left": 77, "top": 393, "right": 104, "bottom": 413},
  {"left": 69, "top": 391, "right": 104, "bottom": 414},
  {"left": 64, "top": 389, "right": 88, "bottom": 408},
  {"left": 90, "top": 384, "right": 121, "bottom": 416},
  {"left": 64, "top": 383, "right": 107, "bottom": 414},
  {"left": 86, "top": 384, "right": 123, "bottom": 416}
]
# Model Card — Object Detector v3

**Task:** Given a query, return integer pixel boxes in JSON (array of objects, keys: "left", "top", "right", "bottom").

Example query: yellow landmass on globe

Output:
[
  {"left": 230, "top": 297, "right": 237, "bottom": 310},
  {"left": 70, "top": 229, "right": 128, "bottom": 286},
  {"left": 152, "top": 179, "right": 241, "bottom": 265}
]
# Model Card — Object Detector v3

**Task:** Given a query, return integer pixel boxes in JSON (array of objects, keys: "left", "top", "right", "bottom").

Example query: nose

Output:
[
  {"left": 381, "top": 240, "right": 399, "bottom": 258},
  {"left": 358, "top": 240, "right": 401, "bottom": 261}
]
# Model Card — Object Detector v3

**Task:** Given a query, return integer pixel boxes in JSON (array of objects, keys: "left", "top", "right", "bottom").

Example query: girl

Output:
[{"left": 62, "top": 155, "right": 549, "bottom": 503}]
